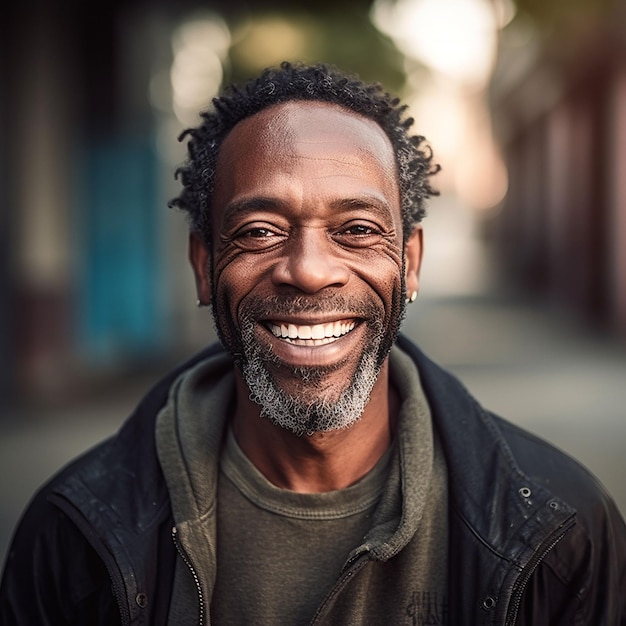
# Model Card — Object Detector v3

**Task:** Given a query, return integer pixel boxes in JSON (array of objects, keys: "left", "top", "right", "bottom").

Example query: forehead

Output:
[{"left": 214, "top": 100, "right": 399, "bottom": 193}]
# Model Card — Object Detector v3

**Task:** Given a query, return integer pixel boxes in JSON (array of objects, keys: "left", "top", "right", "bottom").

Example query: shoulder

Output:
[
  {"left": 19, "top": 344, "right": 227, "bottom": 523},
  {"left": 492, "top": 415, "right": 626, "bottom": 622},
  {"left": 48, "top": 343, "right": 227, "bottom": 499},
  {"left": 398, "top": 333, "right": 622, "bottom": 522},
  {"left": 492, "top": 414, "right": 623, "bottom": 525}
]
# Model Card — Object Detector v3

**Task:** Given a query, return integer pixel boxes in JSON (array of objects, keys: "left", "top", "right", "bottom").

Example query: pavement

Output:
[{"left": 1, "top": 195, "right": 625, "bottom": 568}]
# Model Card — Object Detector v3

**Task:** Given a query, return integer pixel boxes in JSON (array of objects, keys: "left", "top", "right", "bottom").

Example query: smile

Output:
[{"left": 267, "top": 320, "right": 357, "bottom": 346}]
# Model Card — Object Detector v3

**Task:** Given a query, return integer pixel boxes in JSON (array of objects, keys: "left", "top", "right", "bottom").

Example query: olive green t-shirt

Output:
[{"left": 210, "top": 429, "right": 393, "bottom": 624}]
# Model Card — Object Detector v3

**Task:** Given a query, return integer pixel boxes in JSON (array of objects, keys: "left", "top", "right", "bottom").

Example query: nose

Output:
[{"left": 271, "top": 228, "right": 350, "bottom": 293}]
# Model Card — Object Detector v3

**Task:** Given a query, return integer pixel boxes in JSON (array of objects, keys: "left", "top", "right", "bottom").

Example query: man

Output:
[{"left": 1, "top": 62, "right": 624, "bottom": 625}]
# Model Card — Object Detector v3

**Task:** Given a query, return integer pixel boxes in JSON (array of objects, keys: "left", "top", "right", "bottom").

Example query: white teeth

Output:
[
  {"left": 311, "top": 325, "right": 325, "bottom": 339},
  {"left": 269, "top": 321, "right": 356, "bottom": 342}
]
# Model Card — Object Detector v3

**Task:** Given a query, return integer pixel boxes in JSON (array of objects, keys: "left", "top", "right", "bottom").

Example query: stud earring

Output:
[{"left": 405, "top": 291, "right": 418, "bottom": 304}]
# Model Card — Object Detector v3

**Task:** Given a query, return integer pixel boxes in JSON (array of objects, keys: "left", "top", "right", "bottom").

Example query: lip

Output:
[
  {"left": 266, "top": 318, "right": 357, "bottom": 344},
  {"left": 258, "top": 317, "right": 366, "bottom": 368}
]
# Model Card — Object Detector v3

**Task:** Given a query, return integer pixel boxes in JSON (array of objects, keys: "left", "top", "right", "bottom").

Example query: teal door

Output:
[{"left": 80, "top": 137, "right": 163, "bottom": 364}]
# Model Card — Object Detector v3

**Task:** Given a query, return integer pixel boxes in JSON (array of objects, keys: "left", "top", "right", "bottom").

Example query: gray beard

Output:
[
  {"left": 212, "top": 289, "right": 406, "bottom": 437},
  {"left": 239, "top": 318, "right": 384, "bottom": 436}
]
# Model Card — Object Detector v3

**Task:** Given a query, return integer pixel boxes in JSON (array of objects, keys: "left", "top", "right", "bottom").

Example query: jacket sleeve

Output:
[
  {"left": 568, "top": 490, "right": 626, "bottom": 625},
  {"left": 0, "top": 490, "right": 121, "bottom": 626}
]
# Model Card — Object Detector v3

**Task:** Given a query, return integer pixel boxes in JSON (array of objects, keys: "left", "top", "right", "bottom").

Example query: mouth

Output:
[{"left": 266, "top": 319, "right": 357, "bottom": 347}]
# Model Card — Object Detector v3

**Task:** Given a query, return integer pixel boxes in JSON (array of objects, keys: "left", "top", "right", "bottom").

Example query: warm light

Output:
[
  {"left": 171, "top": 47, "right": 222, "bottom": 111},
  {"left": 371, "top": 0, "right": 511, "bottom": 212},
  {"left": 169, "top": 14, "right": 231, "bottom": 125},
  {"left": 232, "top": 16, "right": 310, "bottom": 72},
  {"left": 172, "top": 15, "right": 231, "bottom": 60},
  {"left": 372, "top": 0, "right": 499, "bottom": 86}
]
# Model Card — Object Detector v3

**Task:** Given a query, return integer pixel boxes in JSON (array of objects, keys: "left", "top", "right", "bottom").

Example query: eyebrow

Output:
[
  {"left": 328, "top": 195, "right": 395, "bottom": 222},
  {"left": 221, "top": 197, "right": 289, "bottom": 231},
  {"left": 222, "top": 193, "right": 396, "bottom": 225},
  {"left": 223, "top": 196, "right": 287, "bottom": 220}
]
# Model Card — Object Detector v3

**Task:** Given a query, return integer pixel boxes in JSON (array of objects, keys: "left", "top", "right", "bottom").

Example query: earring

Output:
[
  {"left": 405, "top": 291, "right": 418, "bottom": 304},
  {"left": 196, "top": 299, "right": 206, "bottom": 308}
]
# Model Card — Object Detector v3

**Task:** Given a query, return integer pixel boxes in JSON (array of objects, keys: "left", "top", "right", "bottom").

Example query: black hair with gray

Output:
[{"left": 169, "top": 61, "right": 439, "bottom": 244}]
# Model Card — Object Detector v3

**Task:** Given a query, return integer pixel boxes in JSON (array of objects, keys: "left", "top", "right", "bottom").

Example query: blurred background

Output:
[{"left": 1, "top": 0, "right": 625, "bottom": 563}]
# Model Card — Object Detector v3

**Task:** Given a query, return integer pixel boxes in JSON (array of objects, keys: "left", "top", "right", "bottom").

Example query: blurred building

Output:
[{"left": 490, "top": 0, "right": 626, "bottom": 336}]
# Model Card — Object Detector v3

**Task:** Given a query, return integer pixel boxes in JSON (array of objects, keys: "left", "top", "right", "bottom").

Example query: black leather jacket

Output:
[{"left": 1, "top": 336, "right": 625, "bottom": 625}]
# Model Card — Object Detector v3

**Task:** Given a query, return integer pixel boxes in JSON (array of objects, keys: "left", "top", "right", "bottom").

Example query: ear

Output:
[
  {"left": 404, "top": 226, "right": 423, "bottom": 299},
  {"left": 188, "top": 232, "right": 212, "bottom": 306}
]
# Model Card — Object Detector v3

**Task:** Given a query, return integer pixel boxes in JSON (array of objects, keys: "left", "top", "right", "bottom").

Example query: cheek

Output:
[
  {"left": 212, "top": 243, "right": 239, "bottom": 283},
  {"left": 212, "top": 249, "right": 274, "bottom": 320},
  {"left": 212, "top": 244, "right": 251, "bottom": 294},
  {"left": 213, "top": 265, "right": 247, "bottom": 319},
  {"left": 355, "top": 245, "right": 404, "bottom": 307}
]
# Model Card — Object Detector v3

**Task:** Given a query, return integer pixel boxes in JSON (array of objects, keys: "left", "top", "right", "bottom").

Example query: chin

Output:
[{"left": 244, "top": 344, "right": 382, "bottom": 437}]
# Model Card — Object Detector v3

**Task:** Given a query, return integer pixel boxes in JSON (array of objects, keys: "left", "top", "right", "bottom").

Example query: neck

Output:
[{"left": 231, "top": 360, "right": 398, "bottom": 493}]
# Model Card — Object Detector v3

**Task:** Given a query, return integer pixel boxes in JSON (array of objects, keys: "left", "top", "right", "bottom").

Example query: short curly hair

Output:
[{"left": 169, "top": 61, "right": 439, "bottom": 244}]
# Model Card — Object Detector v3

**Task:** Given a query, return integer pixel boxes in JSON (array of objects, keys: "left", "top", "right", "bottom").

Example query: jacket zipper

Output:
[
  {"left": 101, "top": 554, "right": 131, "bottom": 626},
  {"left": 504, "top": 515, "right": 576, "bottom": 626},
  {"left": 172, "top": 526, "right": 206, "bottom": 626}
]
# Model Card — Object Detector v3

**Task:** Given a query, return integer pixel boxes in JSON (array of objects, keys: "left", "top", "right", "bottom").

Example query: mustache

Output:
[{"left": 239, "top": 294, "right": 381, "bottom": 320}]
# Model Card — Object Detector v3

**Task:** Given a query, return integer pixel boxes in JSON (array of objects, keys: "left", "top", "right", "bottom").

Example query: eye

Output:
[
  {"left": 243, "top": 227, "right": 274, "bottom": 238},
  {"left": 343, "top": 224, "right": 379, "bottom": 236},
  {"left": 232, "top": 223, "right": 286, "bottom": 250},
  {"left": 334, "top": 221, "right": 385, "bottom": 247}
]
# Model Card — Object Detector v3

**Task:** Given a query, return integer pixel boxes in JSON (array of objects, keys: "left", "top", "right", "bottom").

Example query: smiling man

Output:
[
  {"left": 196, "top": 101, "right": 416, "bottom": 445},
  {"left": 1, "top": 62, "right": 625, "bottom": 625}
]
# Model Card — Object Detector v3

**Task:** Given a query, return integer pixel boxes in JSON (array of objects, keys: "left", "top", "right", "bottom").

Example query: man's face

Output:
[{"left": 190, "top": 101, "right": 422, "bottom": 435}]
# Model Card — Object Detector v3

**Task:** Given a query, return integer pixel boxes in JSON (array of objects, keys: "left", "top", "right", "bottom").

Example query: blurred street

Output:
[{"left": 1, "top": 195, "right": 625, "bottom": 567}]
